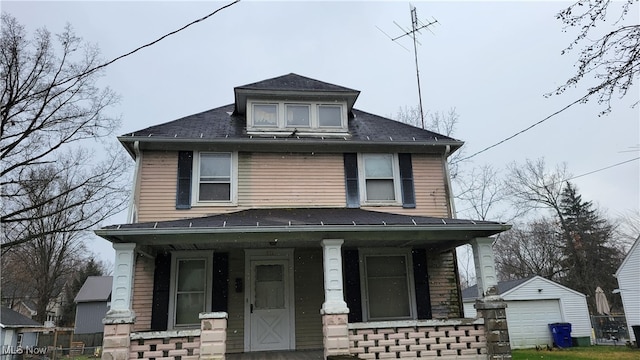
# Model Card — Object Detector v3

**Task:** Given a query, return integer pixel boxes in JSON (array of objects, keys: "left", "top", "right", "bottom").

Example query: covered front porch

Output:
[{"left": 96, "top": 208, "right": 510, "bottom": 359}]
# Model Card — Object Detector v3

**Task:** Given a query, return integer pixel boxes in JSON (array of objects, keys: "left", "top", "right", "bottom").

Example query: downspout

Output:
[
  {"left": 443, "top": 145, "right": 457, "bottom": 218},
  {"left": 126, "top": 141, "right": 142, "bottom": 223},
  {"left": 444, "top": 145, "right": 465, "bottom": 317}
]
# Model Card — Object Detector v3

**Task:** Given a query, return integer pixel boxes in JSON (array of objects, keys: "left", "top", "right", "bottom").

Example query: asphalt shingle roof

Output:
[
  {"left": 461, "top": 277, "right": 532, "bottom": 300},
  {"left": 122, "top": 105, "right": 457, "bottom": 143},
  {"left": 235, "top": 73, "right": 358, "bottom": 92},
  {"left": 103, "top": 208, "right": 503, "bottom": 230},
  {"left": 74, "top": 276, "right": 112, "bottom": 303},
  {"left": 0, "top": 307, "right": 41, "bottom": 327}
]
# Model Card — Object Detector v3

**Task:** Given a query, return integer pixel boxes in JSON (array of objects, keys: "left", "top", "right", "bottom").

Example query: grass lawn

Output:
[{"left": 513, "top": 346, "right": 640, "bottom": 360}]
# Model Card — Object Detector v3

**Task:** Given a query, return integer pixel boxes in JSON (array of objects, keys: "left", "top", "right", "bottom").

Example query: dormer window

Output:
[{"left": 248, "top": 100, "right": 347, "bottom": 135}]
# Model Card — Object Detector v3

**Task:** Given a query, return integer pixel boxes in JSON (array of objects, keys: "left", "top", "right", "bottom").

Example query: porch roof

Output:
[{"left": 96, "top": 208, "right": 509, "bottom": 251}]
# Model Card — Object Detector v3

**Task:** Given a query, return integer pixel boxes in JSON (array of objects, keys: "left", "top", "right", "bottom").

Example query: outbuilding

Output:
[
  {"left": 615, "top": 236, "right": 640, "bottom": 344},
  {"left": 74, "top": 276, "right": 112, "bottom": 334},
  {"left": 463, "top": 275, "right": 592, "bottom": 349}
]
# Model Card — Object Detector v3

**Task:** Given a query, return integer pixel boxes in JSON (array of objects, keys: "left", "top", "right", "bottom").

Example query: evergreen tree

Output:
[{"left": 557, "top": 182, "right": 622, "bottom": 314}]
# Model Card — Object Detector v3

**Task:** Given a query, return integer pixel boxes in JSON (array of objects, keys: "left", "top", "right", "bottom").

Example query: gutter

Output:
[{"left": 95, "top": 223, "right": 511, "bottom": 238}]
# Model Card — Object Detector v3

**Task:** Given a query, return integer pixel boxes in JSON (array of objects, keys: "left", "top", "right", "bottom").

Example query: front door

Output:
[{"left": 246, "top": 253, "right": 293, "bottom": 352}]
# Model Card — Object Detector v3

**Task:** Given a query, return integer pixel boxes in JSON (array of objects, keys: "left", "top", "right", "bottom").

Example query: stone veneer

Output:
[
  {"left": 348, "top": 320, "right": 486, "bottom": 359},
  {"left": 323, "top": 313, "right": 351, "bottom": 358},
  {"left": 475, "top": 299, "right": 511, "bottom": 360}
]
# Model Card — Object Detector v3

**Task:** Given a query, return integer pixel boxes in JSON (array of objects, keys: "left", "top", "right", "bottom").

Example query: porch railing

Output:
[{"left": 347, "top": 318, "right": 486, "bottom": 359}]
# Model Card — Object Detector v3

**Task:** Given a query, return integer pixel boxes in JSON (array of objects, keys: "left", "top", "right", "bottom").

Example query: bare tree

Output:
[
  {"left": 1, "top": 14, "right": 129, "bottom": 251},
  {"left": 393, "top": 106, "right": 463, "bottom": 178},
  {"left": 494, "top": 218, "right": 565, "bottom": 281},
  {"left": 455, "top": 164, "right": 512, "bottom": 221},
  {"left": 552, "top": 0, "right": 639, "bottom": 114}
]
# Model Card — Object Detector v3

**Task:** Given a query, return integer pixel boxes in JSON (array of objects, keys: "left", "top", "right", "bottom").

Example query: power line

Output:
[
  {"left": 567, "top": 157, "right": 639, "bottom": 181},
  {"left": 454, "top": 156, "right": 639, "bottom": 216},
  {"left": 6, "top": 0, "right": 240, "bottom": 104},
  {"left": 457, "top": 92, "right": 591, "bottom": 163}
]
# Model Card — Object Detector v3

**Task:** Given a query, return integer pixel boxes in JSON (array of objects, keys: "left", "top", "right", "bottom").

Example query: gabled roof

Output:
[
  {"left": 74, "top": 276, "right": 112, "bottom": 303},
  {"left": 462, "top": 277, "right": 531, "bottom": 300},
  {"left": 462, "top": 275, "right": 586, "bottom": 301},
  {"left": 0, "top": 307, "right": 41, "bottom": 328},
  {"left": 615, "top": 235, "right": 640, "bottom": 278}
]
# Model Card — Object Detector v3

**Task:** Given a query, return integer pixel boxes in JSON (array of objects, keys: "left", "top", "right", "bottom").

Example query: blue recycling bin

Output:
[{"left": 549, "top": 323, "right": 572, "bottom": 348}]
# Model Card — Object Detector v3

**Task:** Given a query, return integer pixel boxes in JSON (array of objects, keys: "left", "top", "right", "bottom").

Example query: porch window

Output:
[
  {"left": 169, "top": 252, "right": 212, "bottom": 328},
  {"left": 360, "top": 154, "right": 401, "bottom": 204},
  {"left": 360, "top": 250, "right": 416, "bottom": 321}
]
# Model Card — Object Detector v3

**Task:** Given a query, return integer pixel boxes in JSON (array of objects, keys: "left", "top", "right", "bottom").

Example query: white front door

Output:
[{"left": 247, "top": 257, "right": 293, "bottom": 351}]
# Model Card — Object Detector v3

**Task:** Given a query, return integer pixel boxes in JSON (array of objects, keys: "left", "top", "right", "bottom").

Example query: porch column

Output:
[
  {"left": 471, "top": 237, "right": 512, "bottom": 360},
  {"left": 320, "top": 239, "right": 350, "bottom": 358},
  {"left": 471, "top": 237, "right": 499, "bottom": 298},
  {"left": 102, "top": 243, "right": 136, "bottom": 360}
]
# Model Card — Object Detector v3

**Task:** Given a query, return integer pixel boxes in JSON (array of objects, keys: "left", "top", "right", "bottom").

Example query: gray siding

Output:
[{"left": 74, "top": 302, "right": 109, "bottom": 334}]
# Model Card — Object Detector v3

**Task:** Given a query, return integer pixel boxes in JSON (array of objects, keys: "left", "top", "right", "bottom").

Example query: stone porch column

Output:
[
  {"left": 102, "top": 243, "right": 137, "bottom": 360},
  {"left": 200, "top": 312, "right": 228, "bottom": 360},
  {"left": 320, "top": 239, "right": 350, "bottom": 359},
  {"left": 471, "top": 237, "right": 511, "bottom": 360}
]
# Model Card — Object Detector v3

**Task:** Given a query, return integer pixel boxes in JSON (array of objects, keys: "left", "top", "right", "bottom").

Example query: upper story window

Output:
[
  {"left": 358, "top": 153, "right": 401, "bottom": 205},
  {"left": 248, "top": 100, "right": 347, "bottom": 134},
  {"left": 198, "top": 153, "right": 232, "bottom": 202}
]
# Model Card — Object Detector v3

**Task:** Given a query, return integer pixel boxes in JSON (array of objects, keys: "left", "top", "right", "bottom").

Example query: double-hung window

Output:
[
  {"left": 169, "top": 252, "right": 212, "bottom": 328},
  {"left": 195, "top": 152, "right": 234, "bottom": 203},
  {"left": 360, "top": 250, "right": 416, "bottom": 321},
  {"left": 360, "top": 153, "right": 401, "bottom": 204}
]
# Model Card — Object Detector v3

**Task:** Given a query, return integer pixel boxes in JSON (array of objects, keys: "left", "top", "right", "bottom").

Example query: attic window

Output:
[{"left": 248, "top": 100, "right": 347, "bottom": 134}]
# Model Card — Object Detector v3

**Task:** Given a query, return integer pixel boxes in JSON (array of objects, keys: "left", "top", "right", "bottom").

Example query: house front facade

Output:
[{"left": 96, "top": 74, "right": 511, "bottom": 360}]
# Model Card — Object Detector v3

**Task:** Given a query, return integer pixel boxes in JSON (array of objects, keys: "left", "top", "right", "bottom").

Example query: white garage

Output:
[{"left": 462, "top": 276, "right": 592, "bottom": 349}]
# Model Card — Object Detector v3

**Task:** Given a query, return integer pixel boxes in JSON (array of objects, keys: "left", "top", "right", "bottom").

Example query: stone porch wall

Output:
[
  {"left": 348, "top": 319, "right": 486, "bottom": 359},
  {"left": 102, "top": 313, "right": 227, "bottom": 360}
]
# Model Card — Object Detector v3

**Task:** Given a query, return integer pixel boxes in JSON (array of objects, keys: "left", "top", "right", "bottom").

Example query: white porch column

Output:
[
  {"left": 321, "top": 239, "right": 349, "bottom": 314},
  {"left": 471, "top": 237, "right": 499, "bottom": 299},
  {"left": 105, "top": 243, "right": 137, "bottom": 321}
]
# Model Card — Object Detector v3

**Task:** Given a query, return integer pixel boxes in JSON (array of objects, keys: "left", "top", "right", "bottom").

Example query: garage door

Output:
[{"left": 507, "top": 299, "right": 562, "bottom": 349}]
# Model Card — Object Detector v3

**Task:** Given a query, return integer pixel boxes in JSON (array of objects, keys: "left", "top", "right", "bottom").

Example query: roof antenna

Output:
[{"left": 377, "top": 4, "right": 438, "bottom": 129}]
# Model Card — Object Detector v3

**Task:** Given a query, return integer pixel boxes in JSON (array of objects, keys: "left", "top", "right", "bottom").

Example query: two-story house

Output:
[{"left": 96, "top": 74, "right": 511, "bottom": 360}]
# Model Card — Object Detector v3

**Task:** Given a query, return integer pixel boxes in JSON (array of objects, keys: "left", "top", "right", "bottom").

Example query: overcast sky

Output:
[{"left": 4, "top": 1, "right": 639, "bottom": 264}]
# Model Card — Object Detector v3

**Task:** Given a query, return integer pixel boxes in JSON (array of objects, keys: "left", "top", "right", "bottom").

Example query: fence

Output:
[{"left": 590, "top": 315, "right": 629, "bottom": 345}]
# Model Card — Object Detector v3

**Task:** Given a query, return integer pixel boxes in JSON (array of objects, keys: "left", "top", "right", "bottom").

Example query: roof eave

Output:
[{"left": 117, "top": 136, "right": 464, "bottom": 157}]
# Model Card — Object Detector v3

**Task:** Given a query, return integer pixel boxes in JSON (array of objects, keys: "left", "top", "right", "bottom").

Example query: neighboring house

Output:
[
  {"left": 94, "top": 73, "right": 511, "bottom": 359},
  {"left": 462, "top": 276, "right": 592, "bottom": 349},
  {"left": 74, "top": 276, "right": 112, "bottom": 334},
  {"left": 615, "top": 236, "right": 640, "bottom": 343},
  {"left": 11, "top": 300, "right": 37, "bottom": 319},
  {"left": 0, "top": 307, "right": 41, "bottom": 355}
]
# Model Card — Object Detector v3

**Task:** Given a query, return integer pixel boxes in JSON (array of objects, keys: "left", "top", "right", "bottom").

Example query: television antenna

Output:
[{"left": 377, "top": 5, "right": 438, "bottom": 129}]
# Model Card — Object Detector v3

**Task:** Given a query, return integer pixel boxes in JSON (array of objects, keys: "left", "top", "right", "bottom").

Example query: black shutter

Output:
[
  {"left": 343, "top": 153, "right": 360, "bottom": 208},
  {"left": 343, "top": 249, "right": 362, "bottom": 323},
  {"left": 398, "top": 153, "right": 416, "bottom": 208},
  {"left": 176, "top": 151, "right": 193, "bottom": 209},
  {"left": 151, "top": 253, "right": 172, "bottom": 330},
  {"left": 412, "top": 249, "right": 432, "bottom": 320},
  {"left": 212, "top": 253, "right": 229, "bottom": 312}
]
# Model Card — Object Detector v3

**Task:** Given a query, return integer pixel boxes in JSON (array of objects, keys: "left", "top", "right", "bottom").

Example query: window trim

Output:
[
  {"left": 247, "top": 100, "right": 347, "bottom": 132},
  {"left": 358, "top": 153, "right": 402, "bottom": 206},
  {"left": 168, "top": 251, "right": 213, "bottom": 329},
  {"left": 358, "top": 248, "right": 417, "bottom": 322},
  {"left": 191, "top": 151, "right": 238, "bottom": 206}
]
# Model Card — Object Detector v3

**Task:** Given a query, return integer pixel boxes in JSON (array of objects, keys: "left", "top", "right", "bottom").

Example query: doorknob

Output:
[{"left": 250, "top": 304, "right": 254, "bottom": 313}]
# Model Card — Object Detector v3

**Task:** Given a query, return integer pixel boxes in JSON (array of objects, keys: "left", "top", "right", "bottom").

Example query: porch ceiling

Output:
[{"left": 95, "top": 208, "right": 510, "bottom": 253}]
